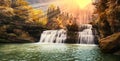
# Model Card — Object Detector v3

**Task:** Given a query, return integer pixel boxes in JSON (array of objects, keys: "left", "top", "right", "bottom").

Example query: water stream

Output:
[
  {"left": 39, "top": 24, "right": 97, "bottom": 44},
  {"left": 0, "top": 44, "right": 119, "bottom": 61}
]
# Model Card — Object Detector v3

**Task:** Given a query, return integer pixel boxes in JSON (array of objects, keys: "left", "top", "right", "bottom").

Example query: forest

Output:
[{"left": 0, "top": 0, "right": 78, "bottom": 43}]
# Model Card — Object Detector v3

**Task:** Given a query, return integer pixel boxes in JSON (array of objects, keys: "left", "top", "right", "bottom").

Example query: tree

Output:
[
  {"left": 47, "top": 4, "right": 60, "bottom": 20},
  {"left": 0, "top": 0, "right": 11, "bottom": 7},
  {"left": 11, "top": 0, "right": 28, "bottom": 8},
  {"left": 0, "top": 6, "right": 14, "bottom": 17},
  {"left": 14, "top": 6, "right": 33, "bottom": 21}
]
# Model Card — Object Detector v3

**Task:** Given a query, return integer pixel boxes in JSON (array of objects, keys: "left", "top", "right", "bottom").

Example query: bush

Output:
[
  {"left": 0, "top": 6, "right": 15, "bottom": 17},
  {"left": 66, "top": 22, "right": 79, "bottom": 31}
]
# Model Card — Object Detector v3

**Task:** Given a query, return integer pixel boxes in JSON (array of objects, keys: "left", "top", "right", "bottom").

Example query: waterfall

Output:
[
  {"left": 78, "top": 24, "right": 95, "bottom": 44},
  {"left": 39, "top": 24, "right": 97, "bottom": 44},
  {"left": 40, "top": 29, "right": 67, "bottom": 43}
]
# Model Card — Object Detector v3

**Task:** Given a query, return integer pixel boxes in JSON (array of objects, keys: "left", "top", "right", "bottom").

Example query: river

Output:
[{"left": 0, "top": 43, "right": 119, "bottom": 61}]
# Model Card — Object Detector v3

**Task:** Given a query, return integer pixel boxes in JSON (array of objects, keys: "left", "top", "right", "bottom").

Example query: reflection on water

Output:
[{"left": 0, "top": 43, "right": 120, "bottom": 61}]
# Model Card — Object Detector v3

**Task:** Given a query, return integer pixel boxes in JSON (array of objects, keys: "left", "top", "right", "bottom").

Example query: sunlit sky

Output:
[
  {"left": 53, "top": 0, "right": 94, "bottom": 24},
  {"left": 76, "top": 0, "right": 92, "bottom": 9},
  {"left": 29, "top": 0, "right": 94, "bottom": 24},
  {"left": 53, "top": 0, "right": 93, "bottom": 9}
]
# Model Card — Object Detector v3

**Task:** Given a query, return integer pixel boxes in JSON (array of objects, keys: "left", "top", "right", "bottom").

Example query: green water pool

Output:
[{"left": 0, "top": 43, "right": 119, "bottom": 61}]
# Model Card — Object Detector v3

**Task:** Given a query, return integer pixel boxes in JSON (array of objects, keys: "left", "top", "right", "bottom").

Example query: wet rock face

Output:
[{"left": 99, "top": 32, "right": 120, "bottom": 54}]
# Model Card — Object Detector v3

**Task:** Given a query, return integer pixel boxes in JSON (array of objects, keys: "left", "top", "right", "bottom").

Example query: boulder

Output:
[{"left": 99, "top": 32, "right": 120, "bottom": 54}]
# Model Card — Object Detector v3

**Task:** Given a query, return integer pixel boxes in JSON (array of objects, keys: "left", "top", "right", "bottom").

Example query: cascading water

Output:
[
  {"left": 40, "top": 29, "right": 67, "bottom": 43},
  {"left": 39, "top": 24, "right": 97, "bottom": 44},
  {"left": 78, "top": 24, "right": 95, "bottom": 44}
]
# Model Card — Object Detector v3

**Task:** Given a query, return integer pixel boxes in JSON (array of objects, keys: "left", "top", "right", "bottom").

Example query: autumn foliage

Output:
[{"left": 0, "top": 0, "right": 47, "bottom": 42}]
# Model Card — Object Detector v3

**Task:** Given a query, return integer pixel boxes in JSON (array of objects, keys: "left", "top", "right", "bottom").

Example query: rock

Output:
[
  {"left": 0, "top": 31, "right": 35, "bottom": 43},
  {"left": 97, "top": 13, "right": 113, "bottom": 38},
  {"left": 114, "top": 51, "right": 120, "bottom": 55},
  {"left": 65, "top": 22, "right": 79, "bottom": 43},
  {"left": 0, "top": 23, "right": 45, "bottom": 43},
  {"left": 65, "top": 31, "right": 79, "bottom": 43},
  {"left": 99, "top": 32, "right": 120, "bottom": 53}
]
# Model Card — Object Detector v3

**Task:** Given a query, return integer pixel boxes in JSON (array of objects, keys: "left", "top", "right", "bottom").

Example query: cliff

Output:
[{"left": 93, "top": 0, "right": 120, "bottom": 54}]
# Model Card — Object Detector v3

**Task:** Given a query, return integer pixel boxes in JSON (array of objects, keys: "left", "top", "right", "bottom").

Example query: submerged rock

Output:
[{"left": 99, "top": 32, "right": 120, "bottom": 54}]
